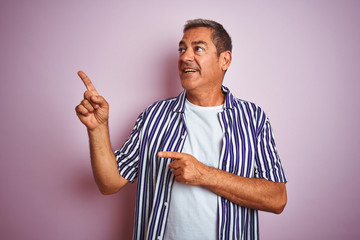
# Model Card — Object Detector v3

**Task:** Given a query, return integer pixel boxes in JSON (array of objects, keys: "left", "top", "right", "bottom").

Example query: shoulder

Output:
[
  {"left": 131, "top": 96, "right": 180, "bottom": 131},
  {"left": 227, "top": 91, "right": 269, "bottom": 133},
  {"left": 229, "top": 93, "right": 266, "bottom": 119},
  {"left": 138, "top": 92, "right": 185, "bottom": 122},
  {"left": 144, "top": 96, "right": 178, "bottom": 113},
  {"left": 223, "top": 86, "right": 264, "bottom": 117}
]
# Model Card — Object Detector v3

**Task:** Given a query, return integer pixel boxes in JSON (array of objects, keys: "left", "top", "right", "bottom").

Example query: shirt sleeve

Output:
[
  {"left": 254, "top": 116, "right": 288, "bottom": 182},
  {"left": 114, "top": 111, "right": 145, "bottom": 182}
]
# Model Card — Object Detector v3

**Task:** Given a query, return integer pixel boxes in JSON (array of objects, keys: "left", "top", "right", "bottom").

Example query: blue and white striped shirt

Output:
[{"left": 115, "top": 86, "right": 287, "bottom": 240}]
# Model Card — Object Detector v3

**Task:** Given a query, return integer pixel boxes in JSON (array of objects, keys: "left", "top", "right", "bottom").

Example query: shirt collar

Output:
[{"left": 172, "top": 85, "right": 235, "bottom": 113}]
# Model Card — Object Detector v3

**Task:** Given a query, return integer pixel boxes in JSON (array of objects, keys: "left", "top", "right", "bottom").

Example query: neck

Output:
[{"left": 185, "top": 86, "right": 225, "bottom": 107}]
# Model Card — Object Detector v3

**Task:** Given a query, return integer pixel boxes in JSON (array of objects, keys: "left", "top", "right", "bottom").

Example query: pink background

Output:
[{"left": 1, "top": 0, "right": 359, "bottom": 239}]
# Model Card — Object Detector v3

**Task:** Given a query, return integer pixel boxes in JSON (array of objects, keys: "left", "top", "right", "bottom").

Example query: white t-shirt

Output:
[{"left": 164, "top": 99, "right": 224, "bottom": 240}]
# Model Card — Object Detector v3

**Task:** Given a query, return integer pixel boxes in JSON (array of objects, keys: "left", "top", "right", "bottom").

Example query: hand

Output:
[
  {"left": 158, "top": 151, "right": 209, "bottom": 185},
  {"left": 75, "top": 71, "right": 109, "bottom": 130}
]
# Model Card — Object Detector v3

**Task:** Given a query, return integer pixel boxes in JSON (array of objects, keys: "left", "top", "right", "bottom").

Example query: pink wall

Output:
[{"left": 1, "top": 0, "right": 359, "bottom": 239}]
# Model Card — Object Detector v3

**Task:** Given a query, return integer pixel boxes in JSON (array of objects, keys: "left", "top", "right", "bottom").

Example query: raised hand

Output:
[{"left": 75, "top": 71, "right": 109, "bottom": 130}]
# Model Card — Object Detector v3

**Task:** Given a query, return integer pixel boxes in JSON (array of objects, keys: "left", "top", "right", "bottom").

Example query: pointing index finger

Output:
[
  {"left": 78, "top": 70, "right": 99, "bottom": 96},
  {"left": 158, "top": 151, "right": 184, "bottom": 160}
]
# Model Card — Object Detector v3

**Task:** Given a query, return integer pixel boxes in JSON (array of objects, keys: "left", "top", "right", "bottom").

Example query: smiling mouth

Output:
[{"left": 183, "top": 68, "right": 198, "bottom": 73}]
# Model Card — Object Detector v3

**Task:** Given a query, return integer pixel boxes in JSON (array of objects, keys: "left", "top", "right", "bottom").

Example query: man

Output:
[{"left": 75, "top": 19, "right": 287, "bottom": 240}]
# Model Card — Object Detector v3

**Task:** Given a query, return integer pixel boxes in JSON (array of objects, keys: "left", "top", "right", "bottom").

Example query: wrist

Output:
[
  {"left": 87, "top": 122, "right": 109, "bottom": 135},
  {"left": 199, "top": 165, "right": 217, "bottom": 187}
]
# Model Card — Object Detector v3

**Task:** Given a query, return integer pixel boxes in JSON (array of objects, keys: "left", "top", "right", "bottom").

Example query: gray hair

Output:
[{"left": 183, "top": 19, "right": 232, "bottom": 56}]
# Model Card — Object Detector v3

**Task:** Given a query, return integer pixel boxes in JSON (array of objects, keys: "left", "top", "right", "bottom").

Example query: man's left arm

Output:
[{"left": 158, "top": 151, "right": 287, "bottom": 214}]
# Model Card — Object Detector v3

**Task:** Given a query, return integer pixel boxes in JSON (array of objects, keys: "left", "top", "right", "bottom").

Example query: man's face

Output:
[{"left": 178, "top": 27, "right": 224, "bottom": 92}]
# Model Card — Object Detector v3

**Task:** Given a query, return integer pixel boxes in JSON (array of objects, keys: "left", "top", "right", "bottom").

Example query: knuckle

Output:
[
  {"left": 76, "top": 105, "right": 87, "bottom": 115},
  {"left": 76, "top": 105, "right": 82, "bottom": 113},
  {"left": 83, "top": 91, "right": 92, "bottom": 99}
]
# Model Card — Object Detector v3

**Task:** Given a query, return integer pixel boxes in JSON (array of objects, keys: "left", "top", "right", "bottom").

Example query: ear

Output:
[{"left": 220, "top": 51, "right": 232, "bottom": 72}]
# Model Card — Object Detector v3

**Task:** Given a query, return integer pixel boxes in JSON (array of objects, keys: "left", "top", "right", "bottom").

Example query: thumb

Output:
[{"left": 90, "top": 95, "right": 108, "bottom": 108}]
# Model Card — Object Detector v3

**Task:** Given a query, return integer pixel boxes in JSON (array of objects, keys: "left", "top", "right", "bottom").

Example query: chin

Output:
[{"left": 180, "top": 79, "right": 198, "bottom": 91}]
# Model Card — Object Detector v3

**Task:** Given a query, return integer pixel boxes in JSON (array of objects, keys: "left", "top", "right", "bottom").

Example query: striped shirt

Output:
[{"left": 115, "top": 86, "right": 287, "bottom": 240}]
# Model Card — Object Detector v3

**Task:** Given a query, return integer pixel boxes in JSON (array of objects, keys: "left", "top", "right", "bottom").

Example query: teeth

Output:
[{"left": 184, "top": 69, "right": 197, "bottom": 73}]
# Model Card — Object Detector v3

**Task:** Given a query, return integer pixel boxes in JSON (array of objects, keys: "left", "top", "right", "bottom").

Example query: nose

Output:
[{"left": 179, "top": 48, "right": 194, "bottom": 62}]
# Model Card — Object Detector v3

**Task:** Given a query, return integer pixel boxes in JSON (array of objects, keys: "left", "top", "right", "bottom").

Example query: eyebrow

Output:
[{"left": 178, "top": 40, "right": 208, "bottom": 47}]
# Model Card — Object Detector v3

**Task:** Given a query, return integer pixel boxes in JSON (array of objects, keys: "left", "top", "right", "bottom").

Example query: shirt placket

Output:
[
  {"left": 150, "top": 112, "right": 188, "bottom": 240},
  {"left": 217, "top": 109, "right": 234, "bottom": 240}
]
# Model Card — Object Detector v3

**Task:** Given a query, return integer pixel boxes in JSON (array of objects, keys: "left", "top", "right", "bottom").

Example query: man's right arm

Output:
[{"left": 75, "top": 71, "right": 128, "bottom": 195}]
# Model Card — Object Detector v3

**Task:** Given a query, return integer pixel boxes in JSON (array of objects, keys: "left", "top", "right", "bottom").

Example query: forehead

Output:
[{"left": 180, "top": 27, "right": 214, "bottom": 45}]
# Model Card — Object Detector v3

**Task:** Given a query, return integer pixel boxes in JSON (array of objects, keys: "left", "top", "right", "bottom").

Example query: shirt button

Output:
[
  {"left": 164, "top": 202, "right": 168, "bottom": 207},
  {"left": 181, "top": 135, "right": 185, "bottom": 139},
  {"left": 157, "top": 236, "right": 162, "bottom": 240}
]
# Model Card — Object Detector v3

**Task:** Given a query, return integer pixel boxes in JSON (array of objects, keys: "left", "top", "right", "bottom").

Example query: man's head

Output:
[
  {"left": 178, "top": 19, "right": 232, "bottom": 94},
  {"left": 183, "top": 19, "right": 232, "bottom": 57}
]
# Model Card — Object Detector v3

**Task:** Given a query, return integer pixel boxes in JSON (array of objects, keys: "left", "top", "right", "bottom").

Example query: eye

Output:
[
  {"left": 178, "top": 47, "right": 186, "bottom": 53},
  {"left": 195, "top": 46, "right": 203, "bottom": 52}
]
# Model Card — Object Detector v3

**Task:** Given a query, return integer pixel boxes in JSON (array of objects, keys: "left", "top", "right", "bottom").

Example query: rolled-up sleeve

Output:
[
  {"left": 254, "top": 116, "right": 287, "bottom": 183},
  {"left": 114, "top": 111, "right": 145, "bottom": 182}
]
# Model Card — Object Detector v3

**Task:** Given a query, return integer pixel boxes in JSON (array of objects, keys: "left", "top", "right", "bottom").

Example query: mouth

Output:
[{"left": 183, "top": 68, "right": 198, "bottom": 73}]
